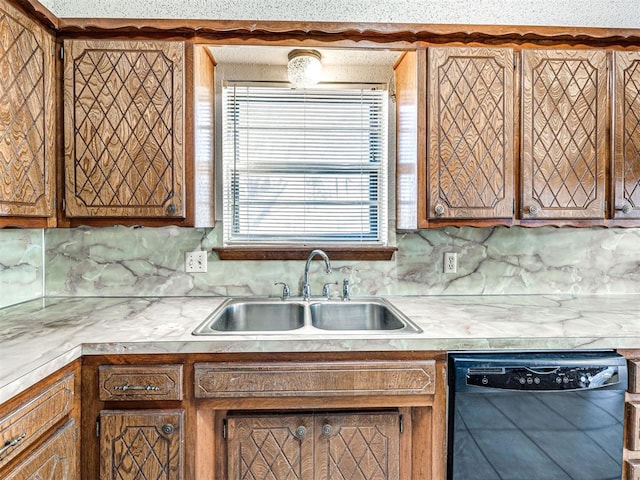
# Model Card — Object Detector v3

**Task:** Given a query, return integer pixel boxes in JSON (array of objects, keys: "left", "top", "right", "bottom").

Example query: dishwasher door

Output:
[{"left": 447, "top": 352, "right": 628, "bottom": 480}]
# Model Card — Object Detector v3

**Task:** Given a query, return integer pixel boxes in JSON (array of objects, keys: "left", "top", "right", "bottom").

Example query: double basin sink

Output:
[{"left": 192, "top": 297, "right": 422, "bottom": 335}]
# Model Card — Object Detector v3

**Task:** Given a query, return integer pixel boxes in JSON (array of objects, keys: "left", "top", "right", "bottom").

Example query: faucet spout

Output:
[{"left": 302, "top": 249, "right": 332, "bottom": 300}]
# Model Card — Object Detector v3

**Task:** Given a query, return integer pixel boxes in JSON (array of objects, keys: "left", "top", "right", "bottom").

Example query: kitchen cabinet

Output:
[
  {"left": 226, "top": 411, "right": 400, "bottom": 480},
  {"left": 90, "top": 363, "right": 185, "bottom": 480},
  {"left": 99, "top": 409, "right": 184, "bottom": 480},
  {"left": 521, "top": 49, "right": 608, "bottom": 220},
  {"left": 624, "top": 354, "right": 640, "bottom": 480},
  {"left": 426, "top": 46, "right": 515, "bottom": 221},
  {"left": 0, "top": 364, "right": 79, "bottom": 479},
  {"left": 0, "top": 0, "right": 56, "bottom": 226},
  {"left": 613, "top": 51, "right": 640, "bottom": 219},
  {"left": 63, "top": 40, "right": 185, "bottom": 220}
]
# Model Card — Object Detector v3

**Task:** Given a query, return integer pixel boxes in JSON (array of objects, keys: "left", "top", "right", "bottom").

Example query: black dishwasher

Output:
[{"left": 447, "top": 351, "right": 628, "bottom": 480}]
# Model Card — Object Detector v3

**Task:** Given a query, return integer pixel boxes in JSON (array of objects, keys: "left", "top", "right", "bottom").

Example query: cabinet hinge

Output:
[
  {"left": 60, "top": 45, "right": 64, "bottom": 60},
  {"left": 61, "top": 198, "right": 66, "bottom": 212},
  {"left": 513, "top": 53, "right": 517, "bottom": 70},
  {"left": 223, "top": 418, "right": 227, "bottom": 439},
  {"left": 513, "top": 199, "right": 516, "bottom": 215},
  {"left": 399, "top": 414, "right": 404, "bottom": 434},
  {"left": 51, "top": 45, "right": 55, "bottom": 57},
  {"left": 96, "top": 418, "right": 100, "bottom": 438}
]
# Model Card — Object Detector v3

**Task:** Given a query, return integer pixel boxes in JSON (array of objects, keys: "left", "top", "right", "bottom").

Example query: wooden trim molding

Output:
[
  {"left": 213, "top": 246, "right": 398, "bottom": 261},
  {"left": 54, "top": 18, "right": 640, "bottom": 48}
]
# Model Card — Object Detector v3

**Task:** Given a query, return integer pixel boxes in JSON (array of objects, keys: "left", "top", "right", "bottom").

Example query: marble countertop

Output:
[{"left": 1, "top": 294, "right": 639, "bottom": 404}]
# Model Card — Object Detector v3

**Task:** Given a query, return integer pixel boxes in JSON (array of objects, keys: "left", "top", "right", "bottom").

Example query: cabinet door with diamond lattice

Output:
[
  {"left": 521, "top": 49, "right": 608, "bottom": 220},
  {"left": 0, "top": 0, "right": 55, "bottom": 223},
  {"left": 614, "top": 51, "right": 640, "bottom": 219},
  {"left": 99, "top": 410, "right": 183, "bottom": 480},
  {"left": 63, "top": 40, "right": 184, "bottom": 218},
  {"left": 427, "top": 47, "right": 515, "bottom": 221},
  {"left": 226, "top": 414, "right": 314, "bottom": 480},
  {"left": 315, "top": 412, "right": 400, "bottom": 480}
]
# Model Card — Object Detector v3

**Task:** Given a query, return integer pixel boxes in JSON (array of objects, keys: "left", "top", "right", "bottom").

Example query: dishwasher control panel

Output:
[{"left": 465, "top": 365, "right": 619, "bottom": 390}]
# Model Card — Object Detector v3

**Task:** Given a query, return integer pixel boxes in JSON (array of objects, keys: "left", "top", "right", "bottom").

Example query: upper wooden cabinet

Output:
[
  {"left": 0, "top": 0, "right": 55, "bottom": 225},
  {"left": 427, "top": 47, "right": 515, "bottom": 221},
  {"left": 613, "top": 51, "right": 640, "bottom": 219},
  {"left": 521, "top": 49, "right": 608, "bottom": 220},
  {"left": 63, "top": 40, "right": 185, "bottom": 219}
]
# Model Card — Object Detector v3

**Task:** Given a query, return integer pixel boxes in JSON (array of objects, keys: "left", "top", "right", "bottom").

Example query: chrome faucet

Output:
[{"left": 302, "top": 249, "right": 332, "bottom": 301}]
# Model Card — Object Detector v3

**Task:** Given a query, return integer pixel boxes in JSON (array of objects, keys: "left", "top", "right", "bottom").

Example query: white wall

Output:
[{"left": 42, "top": 0, "right": 640, "bottom": 29}]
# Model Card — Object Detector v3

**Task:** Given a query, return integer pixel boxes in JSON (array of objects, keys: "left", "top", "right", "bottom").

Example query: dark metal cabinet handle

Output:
[
  {"left": 528, "top": 204, "right": 540, "bottom": 215},
  {"left": 166, "top": 203, "right": 177, "bottom": 215},
  {"left": 617, "top": 204, "right": 632, "bottom": 214},
  {"left": 322, "top": 424, "right": 333, "bottom": 436},
  {"left": 0, "top": 433, "right": 26, "bottom": 456},
  {"left": 161, "top": 424, "right": 175, "bottom": 435},
  {"left": 114, "top": 384, "right": 161, "bottom": 392},
  {"left": 434, "top": 204, "right": 445, "bottom": 216},
  {"left": 294, "top": 426, "right": 307, "bottom": 439}
]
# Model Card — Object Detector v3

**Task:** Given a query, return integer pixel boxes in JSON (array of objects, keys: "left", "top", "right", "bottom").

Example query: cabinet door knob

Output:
[
  {"left": 618, "top": 204, "right": 632, "bottom": 214},
  {"left": 294, "top": 426, "right": 307, "bottom": 439},
  {"left": 166, "top": 203, "right": 177, "bottom": 215},
  {"left": 322, "top": 424, "right": 333, "bottom": 436},
  {"left": 434, "top": 204, "right": 445, "bottom": 216},
  {"left": 161, "top": 424, "right": 175, "bottom": 435},
  {"left": 528, "top": 204, "right": 540, "bottom": 215}
]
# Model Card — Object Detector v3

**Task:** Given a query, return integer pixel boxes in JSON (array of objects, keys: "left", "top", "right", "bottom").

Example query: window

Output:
[{"left": 222, "top": 83, "right": 388, "bottom": 246}]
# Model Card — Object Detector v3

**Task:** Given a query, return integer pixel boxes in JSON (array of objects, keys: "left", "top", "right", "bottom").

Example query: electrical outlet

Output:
[
  {"left": 444, "top": 252, "right": 457, "bottom": 274},
  {"left": 185, "top": 251, "right": 208, "bottom": 273}
]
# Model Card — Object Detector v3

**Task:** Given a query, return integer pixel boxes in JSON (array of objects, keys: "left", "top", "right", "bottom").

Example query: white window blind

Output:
[{"left": 222, "top": 83, "right": 388, "bottom": 245}]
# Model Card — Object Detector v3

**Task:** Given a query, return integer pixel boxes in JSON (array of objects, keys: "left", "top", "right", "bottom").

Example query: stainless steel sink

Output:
[
  {"left": 192, "top": 297, "right": 421, "bottom": 335},
  {"left": 192, "top": 300, "right": 305, "bottom": 334},
  {"left": 310, "top": 300, "right": 419, "bottom": 332}
]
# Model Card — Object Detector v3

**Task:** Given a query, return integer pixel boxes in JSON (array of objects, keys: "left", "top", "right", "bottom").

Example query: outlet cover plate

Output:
[
  {"left": 186, "top": 251, "right": 208, "bottom": 273},
  {"left": 444, "top": 252, "right": 457, "bottom": 274}
]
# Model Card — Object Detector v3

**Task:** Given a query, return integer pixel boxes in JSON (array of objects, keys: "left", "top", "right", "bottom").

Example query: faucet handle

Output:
[
  {"left": 274, "top": 281, "right": 290, "bottom": 300},
  {"left": 342, "top": 279, "right": 351, "bottom": 301},
  {"left": 322, "top": 281, "right": 338, "bottom": 299}
]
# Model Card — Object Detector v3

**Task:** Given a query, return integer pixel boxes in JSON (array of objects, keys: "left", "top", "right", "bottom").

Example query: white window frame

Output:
[{"left": 222, "top": 82, "right": 389, "bottom": 247}]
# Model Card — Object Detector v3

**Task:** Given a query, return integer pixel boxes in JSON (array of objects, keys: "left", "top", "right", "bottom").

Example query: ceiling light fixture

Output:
[{"left": 287, "top": 49, "right": 322, "bottom": 88}]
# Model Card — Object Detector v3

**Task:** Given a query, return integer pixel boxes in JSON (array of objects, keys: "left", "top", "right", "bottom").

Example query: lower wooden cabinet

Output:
[
  {"left": 99, "top": 409, "right": 184, "bottom": 480},
  {"left": 226, "top": 411, "right": 400, "bottom": 480},
  {"left": 3, "top": 419, "right": 78, "bottom": 480}
]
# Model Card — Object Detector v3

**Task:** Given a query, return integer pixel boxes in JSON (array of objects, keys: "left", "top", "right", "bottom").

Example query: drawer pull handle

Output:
[
  {"left": 0, "top": 433, "right": 26, "bottom": 456},
  {"left": 161, "top": 424, "right": 175, "bottom": 435},
  {"left": 294, "top": 426, "right": 307, "bottom": 439},
  {"left": 114, "top": 384, "right": 161, "bottom": 392}
]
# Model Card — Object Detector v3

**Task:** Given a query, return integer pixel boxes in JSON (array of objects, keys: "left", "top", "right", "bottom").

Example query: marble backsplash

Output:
[
  {"left": 42, "top": 225, "right": 640, "bottom": 298},
  {"left": 0, "top": 230, "right": 44, "bottom": 308}
]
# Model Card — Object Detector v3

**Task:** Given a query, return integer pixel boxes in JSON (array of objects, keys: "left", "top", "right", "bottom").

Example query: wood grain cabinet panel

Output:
[
  {"left": 0, "top": 0, "right": 55, "bottom": 221},
  {"left": 315, "top": 412, "right": 400, "bottom": 480},
  {"left": 628, "top": 402, "right": 640, "bottom": 451},
  {"left": 3, "top": 419, "right": 78, "bottom": 480},
  {"left": 427, "top": 47, "right": 515, "bottom": 220},
  {"left": 629, "top": 358, "right": 640, "bottom": 394},
  {"left": 614, "top": 52, "right": 640, "bottom": 219},
  {"left": 627, "top": 459, "right": 640, "bottom": 480},
  {"left": 226, "top": 411, "right": 400, "bottom": 480},
  {"left": 63, "top": 40, "right": 185, "bottom": 218},
  {"left": 98, "top": 365, "right": 183, "bottom": 401},
  {"left": 99, "top": 409, "right": 184, "bottom": 480},
  {"left": 226, "top": 414, "right": 314, "bottom": 480},
  {"left": 194, "top": 361, "right": 436, "bottom": 398},
  {"left": 0, "top": 374, "right": 74, "bottom": 469},
  {"left": 521, "top": 49, "right": 608, "bottom": 220}
]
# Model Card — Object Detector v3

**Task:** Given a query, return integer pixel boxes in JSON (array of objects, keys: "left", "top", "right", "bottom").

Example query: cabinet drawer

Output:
[
  {"left": 629, "top": 402, "right": 640, "bottom": 451},
  {"left": 99, "top": 365, "right": 183, "bottom": 401},
  {"left": 627, "top": 459, "right": 640, "bottom": 480},
  {"left": 629, "top": 359, "right": 640, "bottom": 394},
  {"left": 0, "top": 374, "right": 74, "bottom": 469},
  {"left": 194, "top": 361, "right": 436, "bottom": 398},
  {"left": 3, "top": 419, "right": 78, "bottom": 480}
]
